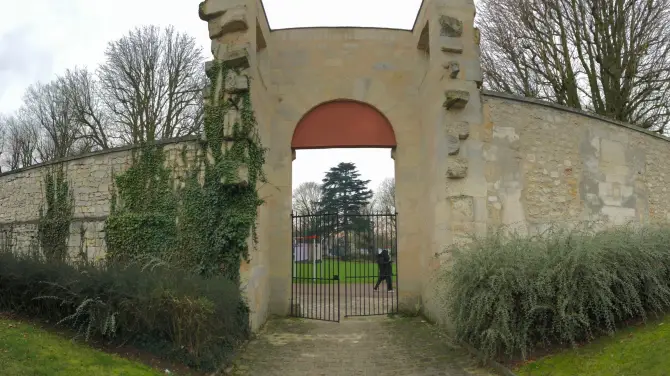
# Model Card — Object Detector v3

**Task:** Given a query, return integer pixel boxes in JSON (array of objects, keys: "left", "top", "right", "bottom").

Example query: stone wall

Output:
[
  {"left": 422, "top": 90, "right": 670, "bottom": 326},
  {"left": 0, "top": 137, "right": 199, "bottom": 260},
  {"left": 482, "top": 91, "right": 670, "bottom": 230},
  {"left": 5, "top": 0, "right": 669, "bottom": 333}
]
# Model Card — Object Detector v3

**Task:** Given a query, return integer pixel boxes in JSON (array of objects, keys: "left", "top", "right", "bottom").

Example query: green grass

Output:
[
  {"left": 515, "top": 315, "right": 670, "bottom": 376},
  {"left": 293, "top": 260, "right": 397, "bottom": 284},
  {"left": 0, "top": 318, "right": 163, "bottom": 376}
]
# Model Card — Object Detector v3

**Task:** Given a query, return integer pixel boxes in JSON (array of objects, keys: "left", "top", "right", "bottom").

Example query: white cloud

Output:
[
  {"left": 293, "top": 148, "right": 394, "bottom": 194},
  {"left": 0, "top": 0, "right": 210, "bottom": 113},
  {"left": 262, "top": 0, "right": 422, "bottom": 30},
  {"left": 0, "top": 0, "right": 416, "bottom": 190}
]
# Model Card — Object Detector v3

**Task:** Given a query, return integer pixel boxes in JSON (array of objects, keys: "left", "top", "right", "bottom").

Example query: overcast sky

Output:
[{"left": 0, "top": 0, "right": 425, "bottom": 191}]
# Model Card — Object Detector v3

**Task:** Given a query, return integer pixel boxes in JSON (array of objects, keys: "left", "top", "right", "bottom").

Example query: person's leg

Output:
[
  {"left": 374, "top": 275, "right": 383, "bottom": 290},
  {"left": 386, "top": 273, "right": 393, "bottom": 291}
]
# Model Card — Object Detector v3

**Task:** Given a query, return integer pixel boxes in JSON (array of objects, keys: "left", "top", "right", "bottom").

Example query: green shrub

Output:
[
  {"left": 445, "top": 224, "right": 670, "bottom": 361},
  {"left": 0, "top": 250, "right": 249, "bottom": 370}
]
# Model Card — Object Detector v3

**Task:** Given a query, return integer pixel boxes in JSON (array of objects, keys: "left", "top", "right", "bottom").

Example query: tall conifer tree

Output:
[{"left": 318, "top": 162, "right": 373, "bottom": 234}]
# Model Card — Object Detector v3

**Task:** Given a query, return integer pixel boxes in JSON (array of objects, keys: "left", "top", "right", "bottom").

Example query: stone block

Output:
[
  {"left": 446, "top": 121, "right": 470, "bottom": 140},
  {"left": 474, "top": 28, "right": 481, "bottom": 45},
  {"left": 198, "top": 0, "right": 244, "bottom": 21},
  {"left": 447, "top": 134, "right": 460, "bottom": 156},
  {"left": 444, "top": 60, "right": 460, "bottom": 79},
  {"left": 447, "top": 157, "right": 468, "bottom": 179},
  {"left": 225, "top": 70, "right": 250, "bottom": 93},
  {"left": 455, "top": 121, "right": 470, "bottom": 140},
  {"left": 600, "top": 139, "right": 627, "bottom": 165},
  {"left": 444, "top": 90, "right": 470, "bottom": 110},
  {"left": 440, "top": 38, "right": 464, "bottom": 54},
  {"left": 439, "top": 15, "right": 463, "bottom": 37},
  {"left": 220, "top": 44, "right": 251, "bottom": 69},
  {"left": 207, "top": 5, "right": 248, "bottom": 39},
  {"left": 601, "top": 206, "right": 636, "bottom": 225},
  {"left": 448, "top": 195, "right": 474, "bottom": 221}
]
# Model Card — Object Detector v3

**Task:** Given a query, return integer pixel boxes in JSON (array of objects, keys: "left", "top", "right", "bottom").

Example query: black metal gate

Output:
[{"left": 290, "top": 212, "right": 398, "bottom": 322}]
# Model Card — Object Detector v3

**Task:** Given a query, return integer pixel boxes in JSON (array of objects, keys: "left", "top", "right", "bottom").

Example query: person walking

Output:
[{"left": 373, "top": 248, "right": 394, "bottom": 292}]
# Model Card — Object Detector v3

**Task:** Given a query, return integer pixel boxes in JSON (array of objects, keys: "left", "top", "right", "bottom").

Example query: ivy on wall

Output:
[
  {"left": 174, "top": 61, "right": 267, "bottom": 281},
  {"left": 38, "top": 165, "right": 74, "bottom": 262},
  {"left": 105, "top": 146, "right": 178, "bottom": 264},
  {"left": 0, "top": 225, "right": 14, "bottom": 254},
  {"left": 105, "top": 59, "right": 267, "bottom": 282}
]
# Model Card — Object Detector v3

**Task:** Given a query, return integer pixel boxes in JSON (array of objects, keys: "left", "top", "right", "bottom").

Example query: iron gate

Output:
[{"left": 290, "top": 212, "right": 398, "bottom": 322}]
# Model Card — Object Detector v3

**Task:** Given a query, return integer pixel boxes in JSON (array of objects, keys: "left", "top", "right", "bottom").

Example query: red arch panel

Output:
[{"left": 291, "top": 100, "right": 397, "bottom": 149}]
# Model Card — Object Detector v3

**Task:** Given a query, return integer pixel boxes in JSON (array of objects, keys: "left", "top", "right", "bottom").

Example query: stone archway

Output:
[
  {"left": 198, "top": 0, "right": 483, "bottom": 327},
  {"left": 290, "top": 99, "right": 399, "bottom": 321},
  {"left": 291, "top": 100, "right": 397, "bottom": 149}
]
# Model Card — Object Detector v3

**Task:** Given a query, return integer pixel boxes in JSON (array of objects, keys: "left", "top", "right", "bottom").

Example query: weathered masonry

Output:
[{"left": 3, "top": 0, "right": 670, "bottom": 331}]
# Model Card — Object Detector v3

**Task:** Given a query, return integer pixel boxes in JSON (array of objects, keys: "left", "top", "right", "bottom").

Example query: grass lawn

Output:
[
  {"left": 515, "top": 315, "right": 670, "bottom": 376},
  {"left": 0, "top": 318, "right": 165, "bottom": 376},
  {"left": 293, "top": 260, "right": 397, "bottom": 284}
]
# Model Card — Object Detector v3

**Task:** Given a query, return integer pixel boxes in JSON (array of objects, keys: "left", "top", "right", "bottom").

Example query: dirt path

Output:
[{"left": 229, "top": 316, "right": 497, "bottom": 376}]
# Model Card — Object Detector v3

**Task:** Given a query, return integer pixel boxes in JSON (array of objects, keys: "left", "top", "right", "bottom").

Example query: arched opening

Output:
[
  {"left": 289, "top": 99, "right": 398, "bottom": 321},
  {"left": 291, "top": 100, "right": 397, "bottom": 149}
]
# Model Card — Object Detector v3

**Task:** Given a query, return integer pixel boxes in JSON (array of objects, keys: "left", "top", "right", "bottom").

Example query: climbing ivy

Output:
[
  {"left": 105, "top": 146, "right": 177, "bottom": 264},
  {"left": 174, "top": 61, "right": 267, "bottom": 281},
  {"left": 37, "top": 165, "right": 74, "bottom": 262},
  {"left": 105, "top": 60, "right": 267, "bottom": 282},
  {"left": 0, "top": 225, "right": 14, "bottom": 254}
]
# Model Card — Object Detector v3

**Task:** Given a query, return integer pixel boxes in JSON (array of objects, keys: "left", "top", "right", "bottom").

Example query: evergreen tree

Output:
[{"left": 318, "top": 162, "right": 374, "bottom": 235}]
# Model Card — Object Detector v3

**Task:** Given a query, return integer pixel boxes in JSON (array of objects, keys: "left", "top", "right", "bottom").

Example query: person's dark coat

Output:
[{"left": 376, "top": 249, "right": 392, "bottom": 277}]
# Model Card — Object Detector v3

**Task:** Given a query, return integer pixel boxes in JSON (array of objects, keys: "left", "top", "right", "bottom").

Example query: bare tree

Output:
[
  {"left": 22, "top": 81, "right": 81, "bottom": 162},
  {"left": 1, "top": 112, "right": 39, "bottom": 170},
  {"left": 292, "top": 181, "right": 322, "bottom": 215},
  {"left": 369, "top": 178, "right": 396, "bottom": 243},
  {"left": 60, "top": 67, "right": 112, "bottom": 150},
  {"left": 372, "top": 178, "right": 395, "bottom": 214},
  {"left": 479, "top": 0, "right": 670, "bottom": 132},
  {"left": 98, "top": 25, "right": 205, "bottom": 145}
]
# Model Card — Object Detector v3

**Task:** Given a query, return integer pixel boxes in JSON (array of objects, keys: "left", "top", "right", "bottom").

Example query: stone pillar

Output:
[
  {"left": 199, "top": 0, "right": 273, "bottom": 332},
  {"left": 415, "top": 0, "right": 485, "bottom": 327}
]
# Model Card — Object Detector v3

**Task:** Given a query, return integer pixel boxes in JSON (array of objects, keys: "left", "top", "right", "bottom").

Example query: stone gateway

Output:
[{"left": 3, "top": 0, "right": 670, "bottom": 332}]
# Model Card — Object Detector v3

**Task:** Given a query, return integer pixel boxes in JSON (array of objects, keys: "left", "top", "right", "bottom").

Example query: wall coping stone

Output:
[
  {"left": 0, "top": 135, "right": 200, "bottom": 179},
  {"left": 0, "top": 215, "right": 108, "bottom": 228},
  {"left": 482, "top": 90, "right": 670, "bottom": 144}
]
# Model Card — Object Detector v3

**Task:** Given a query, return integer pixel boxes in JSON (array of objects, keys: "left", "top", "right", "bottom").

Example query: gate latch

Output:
[{"left": 333, "top": 275, "right": 339, "bottom": 281}]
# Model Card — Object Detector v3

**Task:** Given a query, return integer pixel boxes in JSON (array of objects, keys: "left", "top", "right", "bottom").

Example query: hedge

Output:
[
  {"left": 0, "top": 250, "right": 249, "bottom": 371},
  {"left": 445, "top": 224, "right": 670, "bottom": 361}
]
